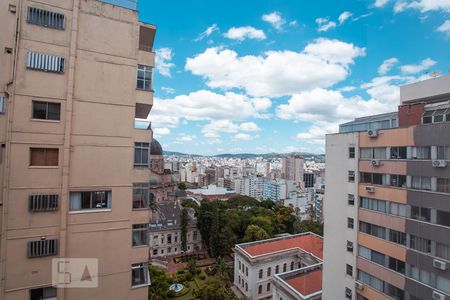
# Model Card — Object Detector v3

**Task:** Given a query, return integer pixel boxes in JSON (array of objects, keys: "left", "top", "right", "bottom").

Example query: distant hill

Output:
[{"left": 163, "top": 151, "right": 325, "bottom": 161}]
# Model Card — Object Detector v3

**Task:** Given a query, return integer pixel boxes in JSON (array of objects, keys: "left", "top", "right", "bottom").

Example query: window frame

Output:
[
  {"left": 131, "top": 262, "right": 149, "bottom": 287},
  {"left": 132, "top": 224, "right": 149, "bottom": 247},
  {"left": 136, "top": 64, "right": 152, "bottom": 91},
  {"left": 32, "top": 100, "right": 61, "bottom": 121},
  {"left": 29, "top": 147, "right": 59, "bottom": 166}
]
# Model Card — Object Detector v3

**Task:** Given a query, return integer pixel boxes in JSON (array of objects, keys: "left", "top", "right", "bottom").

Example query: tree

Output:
[
  {"left": 188, "top": 257, "right": 197, "bottom": 275},
  {"left": 199, "top": 277, "right": 235, "bottom": 300},
  {"left": 293, "top": 220, "right": 324, "bottom": 236},
  {"left": 180, "top": 208, "right": 189, "bottom": 252},
  {"left": 211, "top": 257, "right": 229, "bottom": 281},
  {"left": 148, "top": 265, "right": 170, "bottom": 300},
  {"left": 243, "top": 225, "right": 269, "bottom": 242},
  {"left": 177, "top": 182, "right": 187, "bottom": 190}
]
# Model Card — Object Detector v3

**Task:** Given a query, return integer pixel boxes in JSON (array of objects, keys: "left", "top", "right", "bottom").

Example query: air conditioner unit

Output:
[
  {"left": 371, "top": 159, "right": 380, "bottom": 166},
  {"left": 433, "top": 259, "right": 447, "bottom": 271},
  {"left": 367, "top": 129, "right": 378, "bottom": 138},
  {"left": 365, "top": 186, "right": 375, "bottom": 193},
  {"left": 355, "top": 281, "right": 364, "bottom": 290},
  {"left": 432, "top": 160, "right": 447, "bottom": 168},
  {"left": 432, "top": 291, "right": 446, "bottom": 300}
]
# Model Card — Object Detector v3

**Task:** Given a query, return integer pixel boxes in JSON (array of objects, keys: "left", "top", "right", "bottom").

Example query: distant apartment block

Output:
[
  {"left": 0, "top": 0, "right": 156, "bottom": 299},
  {"left": 282, "top": 155, "right": 305, "bottom": 185},
  {"left": 323, "top": 74, "right": 450, "bottom": 300},
  {"left": 234, "top": 233, "right": 323, "bottom": 300}
]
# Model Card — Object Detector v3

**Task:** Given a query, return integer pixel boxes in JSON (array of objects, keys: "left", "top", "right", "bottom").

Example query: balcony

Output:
[
  {"left": 139, "top": 25, "right": 156, "bottom": 53},
  {"left": 98, "top": 0, "right": 138, "bottom": 10}
]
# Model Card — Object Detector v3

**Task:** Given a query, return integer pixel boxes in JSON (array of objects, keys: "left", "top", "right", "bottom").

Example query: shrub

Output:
[
  {"left": 177, "top": 274, "right": 186, "bottom": 282},
  {"left": 195, "top": 267, "right": 201, "bottom": 274},
  {"left": 185, "top": 272, "right": 193, "bottom": 281},
  {"left": 167, "top": 290, "right": 176, "bottom": 298},
  {"left": 199, "top": 272, "right": 206, "bottom": 280},
  {"left": 177, "top": 269, "right": 185, "bottom": 275}
]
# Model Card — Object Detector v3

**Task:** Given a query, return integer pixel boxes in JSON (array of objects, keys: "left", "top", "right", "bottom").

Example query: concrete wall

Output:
[{"left": 323, "top": 132, "right": 359, "bottom": 300}]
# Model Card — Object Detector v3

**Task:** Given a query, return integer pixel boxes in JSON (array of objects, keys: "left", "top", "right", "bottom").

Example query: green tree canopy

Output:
[{"left": 243, "top": 224, "right": 269, "bottom": 242}]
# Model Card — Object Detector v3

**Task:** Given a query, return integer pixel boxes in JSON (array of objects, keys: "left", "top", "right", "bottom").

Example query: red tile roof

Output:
[
  {"left": 243, "top": 234, "right": 323, "bottom": 259},
  {"left": 285, "top": 269, "right": 322, "bottom": 296}
]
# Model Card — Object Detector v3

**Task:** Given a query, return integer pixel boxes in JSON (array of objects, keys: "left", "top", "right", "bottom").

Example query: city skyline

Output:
[{"left": 140, "top": 0, "right": 449, "bottom": 155}]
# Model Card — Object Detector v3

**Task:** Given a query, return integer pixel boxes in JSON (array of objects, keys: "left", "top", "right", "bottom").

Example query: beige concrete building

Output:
[
  {"left": 281, "top": 155, "right": 304, "bottom": 185},
  {"left": 0, "top": 0, "right": 156, "bottom": 299}
]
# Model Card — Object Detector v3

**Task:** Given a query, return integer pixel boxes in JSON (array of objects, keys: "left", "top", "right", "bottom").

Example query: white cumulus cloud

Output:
[
  {"left": 338, "top": 11, "right": 353, "bottom": 24},
  {"left": 378, "top": 57, "right": 399, "bottom": 75},
  {"left": 224, "top": 26, "right": 266, "bottom": 41},
  {"left": 155, "top": 48, "right": 175, "bottom": 77},
  {"left": 153, "top": 127, "right": 170, "bottom": 137},
  {"left": 234, "top": 133, "right": 254, "bottom": 140},
  {"left": 185, "top": 38, "right": 365, "bottom": 97},
  {"left": 374, "top": 0, "right": 390, "bottom": 7},
  {"left": 315, "top": 17, "right": 337, "bottom": 32},
  {"left": 400, "top": 58, "right": 437, "bottom": 74},
  {"left": 437, "top": 20, "right": 450, "bottom": 37},
  {"left": 262, "top": 11, "right": 286, "bottom": 30},
  {"left": 194, "top": 24, "right": 219, "bottom": 41}
]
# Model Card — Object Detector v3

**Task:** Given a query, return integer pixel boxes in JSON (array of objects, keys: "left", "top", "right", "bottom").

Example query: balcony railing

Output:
[{"left": 98, "top": 0, "right": 138, "bottom": 10}]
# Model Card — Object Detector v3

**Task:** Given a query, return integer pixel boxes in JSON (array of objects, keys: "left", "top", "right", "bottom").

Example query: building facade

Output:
[
  {"left": 0, "top": 0, "right": 156, "bottom": 299},
  {"left": 234, "top": 233, "right": 323, "bottom": 300},
  {"left": 149, "top": 201, "right": 202, "bottom": 258},
  {"left": 323, "top": 74, "right": 450, "bottom": 300},
  {"left": 281, "top": 155, "right": 304, "bottom": 184}
]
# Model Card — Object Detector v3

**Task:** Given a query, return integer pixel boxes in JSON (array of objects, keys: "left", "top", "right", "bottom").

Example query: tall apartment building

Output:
[
  {"left": 281, "top": 155, "right": 304, "bottom": 185},
  {"left": 0, "top": 0, "right": 156, "bottom": 299},
  {"left": 323, "top": 74, "right": 450, "bottom": 300},
  {"left": 235, "top": 175, "right": 267, "bottom": 200}
]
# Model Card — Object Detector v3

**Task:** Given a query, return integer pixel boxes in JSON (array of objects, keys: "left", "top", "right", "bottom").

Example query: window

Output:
[
  {"left": 411, "top": 176, "right": 432, "bottom": 191},
  {"left": 245, "top": 282, "right": 248, "bottom": 291},
  {"left": 283, "top": 263, "right": 287, "bottom": 272},
  {"left": 433, "top": 109, "right": 446, "bottom": 123},
  {"left": 275, "top": 265, "right": 279, "bottom": 273},
  {"left": 0, "top": 96, "right": 7, "bottom": 113},
  {"left": 29, "top": 194, "right": 58, "bottom": 212},
  {"left": 27, "top": 7, "right": 65, "bottom": 29},
  {"left": 347, "top": 241, "right": 353, "bottom": 252},
  {"left": 358, "top": 270, "right": 384, "bottom": 292},
  {"left": 389, "top": 229, "right": 406, "bottom": 246},
  {"left": 132, "top": 224, "right": 148, "bottom": 247},
  {"left": 347, "top": 218, "right": 354, "bottom": 229},
  {"left": 358, "top": 245, "right": 371, "bottom": 260},
  {"left": 390, "top": 174, "right": 406, "bottom": 188},
  {"left": 412, "top": 146, "right": 431, "bottom": 160},
  {"left": 410, "top": 206, "right": 431, "bottom": 222},
  {"left": 69, "top": 191, "right": 111, "bottom": 211},
  {"left": 390, "top": 202, "right": 407, "bottom": 217},
  {"left": 32, "top": 101, "right": 60, "bottom": 120},
  {"left": 167, "top": 234, "right": 172, "bottom": 244},
  {"left": 30, "top": 148, "right": 58, "bottom": 166},
  {"left": 348, "top": 171, "right": 355, "bottom": 182},
  {"left": 259, "top": 269, "right": 263, "bottom": 279},
  {"left": 390, "top": 147, "right": 407, "bottom": 159},
  {"left": 258, "top": 285, "right": 262, "bottom": 294},
  {"left": 437, "top": 146, "right": 450, "bottom": 160},
  {"left": 267, "top": 267, "right": 271, "bottom": 276},
  {"left": 137, "top": 64, "right": 152, "bottom": 91},
  {"left": 362, "top": 197, "right": 386, "bottom": 213},
  {"left": 131, "top": 262, "right": 149, "bottom": 287},
  {"left": 348, "top": 194, "right": 355, "bottom": 206},
  {"left": 437, "top": 178, "right": 450, "bottom": 193},
  {"left": 410, "top": 235, "right": 431, "bottom": 253},
  {"left": 27, "top": 239, "right": 57, "bottom": 257},
  {"left": 436, "top": 242, "right": 450, "bottom": 260},
  {"left": 422, "top": 110, "right": 433, "bottom": 124},
  {"left": 371, "top": 250, "right": 385, "bottom": 266},
  {"left": 359, "top": 221, "right": 386, "bottom": 239},
  {"left": 26, "top": 52, "right": 64, "bottom": 73},
  {"left": 346, "top": 264, "right": 353, "bottom": 276},
  {"left": 349, "top": 147, "right": 355, "bottom": 158},
  {"left": 437, "top": 210, "right": 450, "bottom": 226},
  {"left": 360, "top": 147, "right": 387, "bottom": 159},
  {"left": 133, "top": 183, "right": 149, "bottom": 209},
  {"left": 291, "top": 261, "right": 294, "bottom": 270},
  {"left": 245, "top": 267, "right": 248, "bottom": 276},
  {"left": 152, "top": 249, "right": 157, "bottom": 255},
  {"left": 360, "top": 148, "right": 373, "bottom": 159},
  {"left": 345, "top": 287, "right": 352, "bottom": 299},
  {"left": 266, "top": 282, "right": 270, "bottom": 292},
  {"left": 134, "top": 142, "right": 149, "bottom": 167},
  {"left": 385, "top": 283, "right": 405, "bottom": 299},
  {"left": 388, "top": 257, "right": 405, "bottom": 274},
  {"left": 30, "top": 286, "right": 57, "bottom": 300},
  {"left": 360, "top": 172, "right": 383, "bottom": 185}
]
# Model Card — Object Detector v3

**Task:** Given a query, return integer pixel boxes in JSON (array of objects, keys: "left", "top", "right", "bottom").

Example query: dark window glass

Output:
[{"left": 437, "top": 210, "right": 450, "bottom": 227}]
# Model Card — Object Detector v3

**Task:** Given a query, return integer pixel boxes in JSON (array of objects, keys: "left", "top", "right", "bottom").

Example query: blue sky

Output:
[{"left": 138, "top": 0, "right": 449, "bottom": 155}]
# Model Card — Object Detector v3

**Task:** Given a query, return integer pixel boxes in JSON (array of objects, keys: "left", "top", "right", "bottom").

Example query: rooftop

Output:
[
  {"left": 274, "top": 264, "right": 323, "bottom": 299},
  {"left": 238, "top": 233, "right": 323, "bottom": 259},
  {"left": 149, "top": 201, "right": 196, "bottom": 229},
  {"left": 187, "top": 184, "right": 236, "bottom": 196},
  {"left": 285, "top": 268, "right": 322, "bottom": 296}
]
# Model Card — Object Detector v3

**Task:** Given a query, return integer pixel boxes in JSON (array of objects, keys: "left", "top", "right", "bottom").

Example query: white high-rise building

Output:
[{"left": 282, "top": 155, "right": 304, "bottom": 184}]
